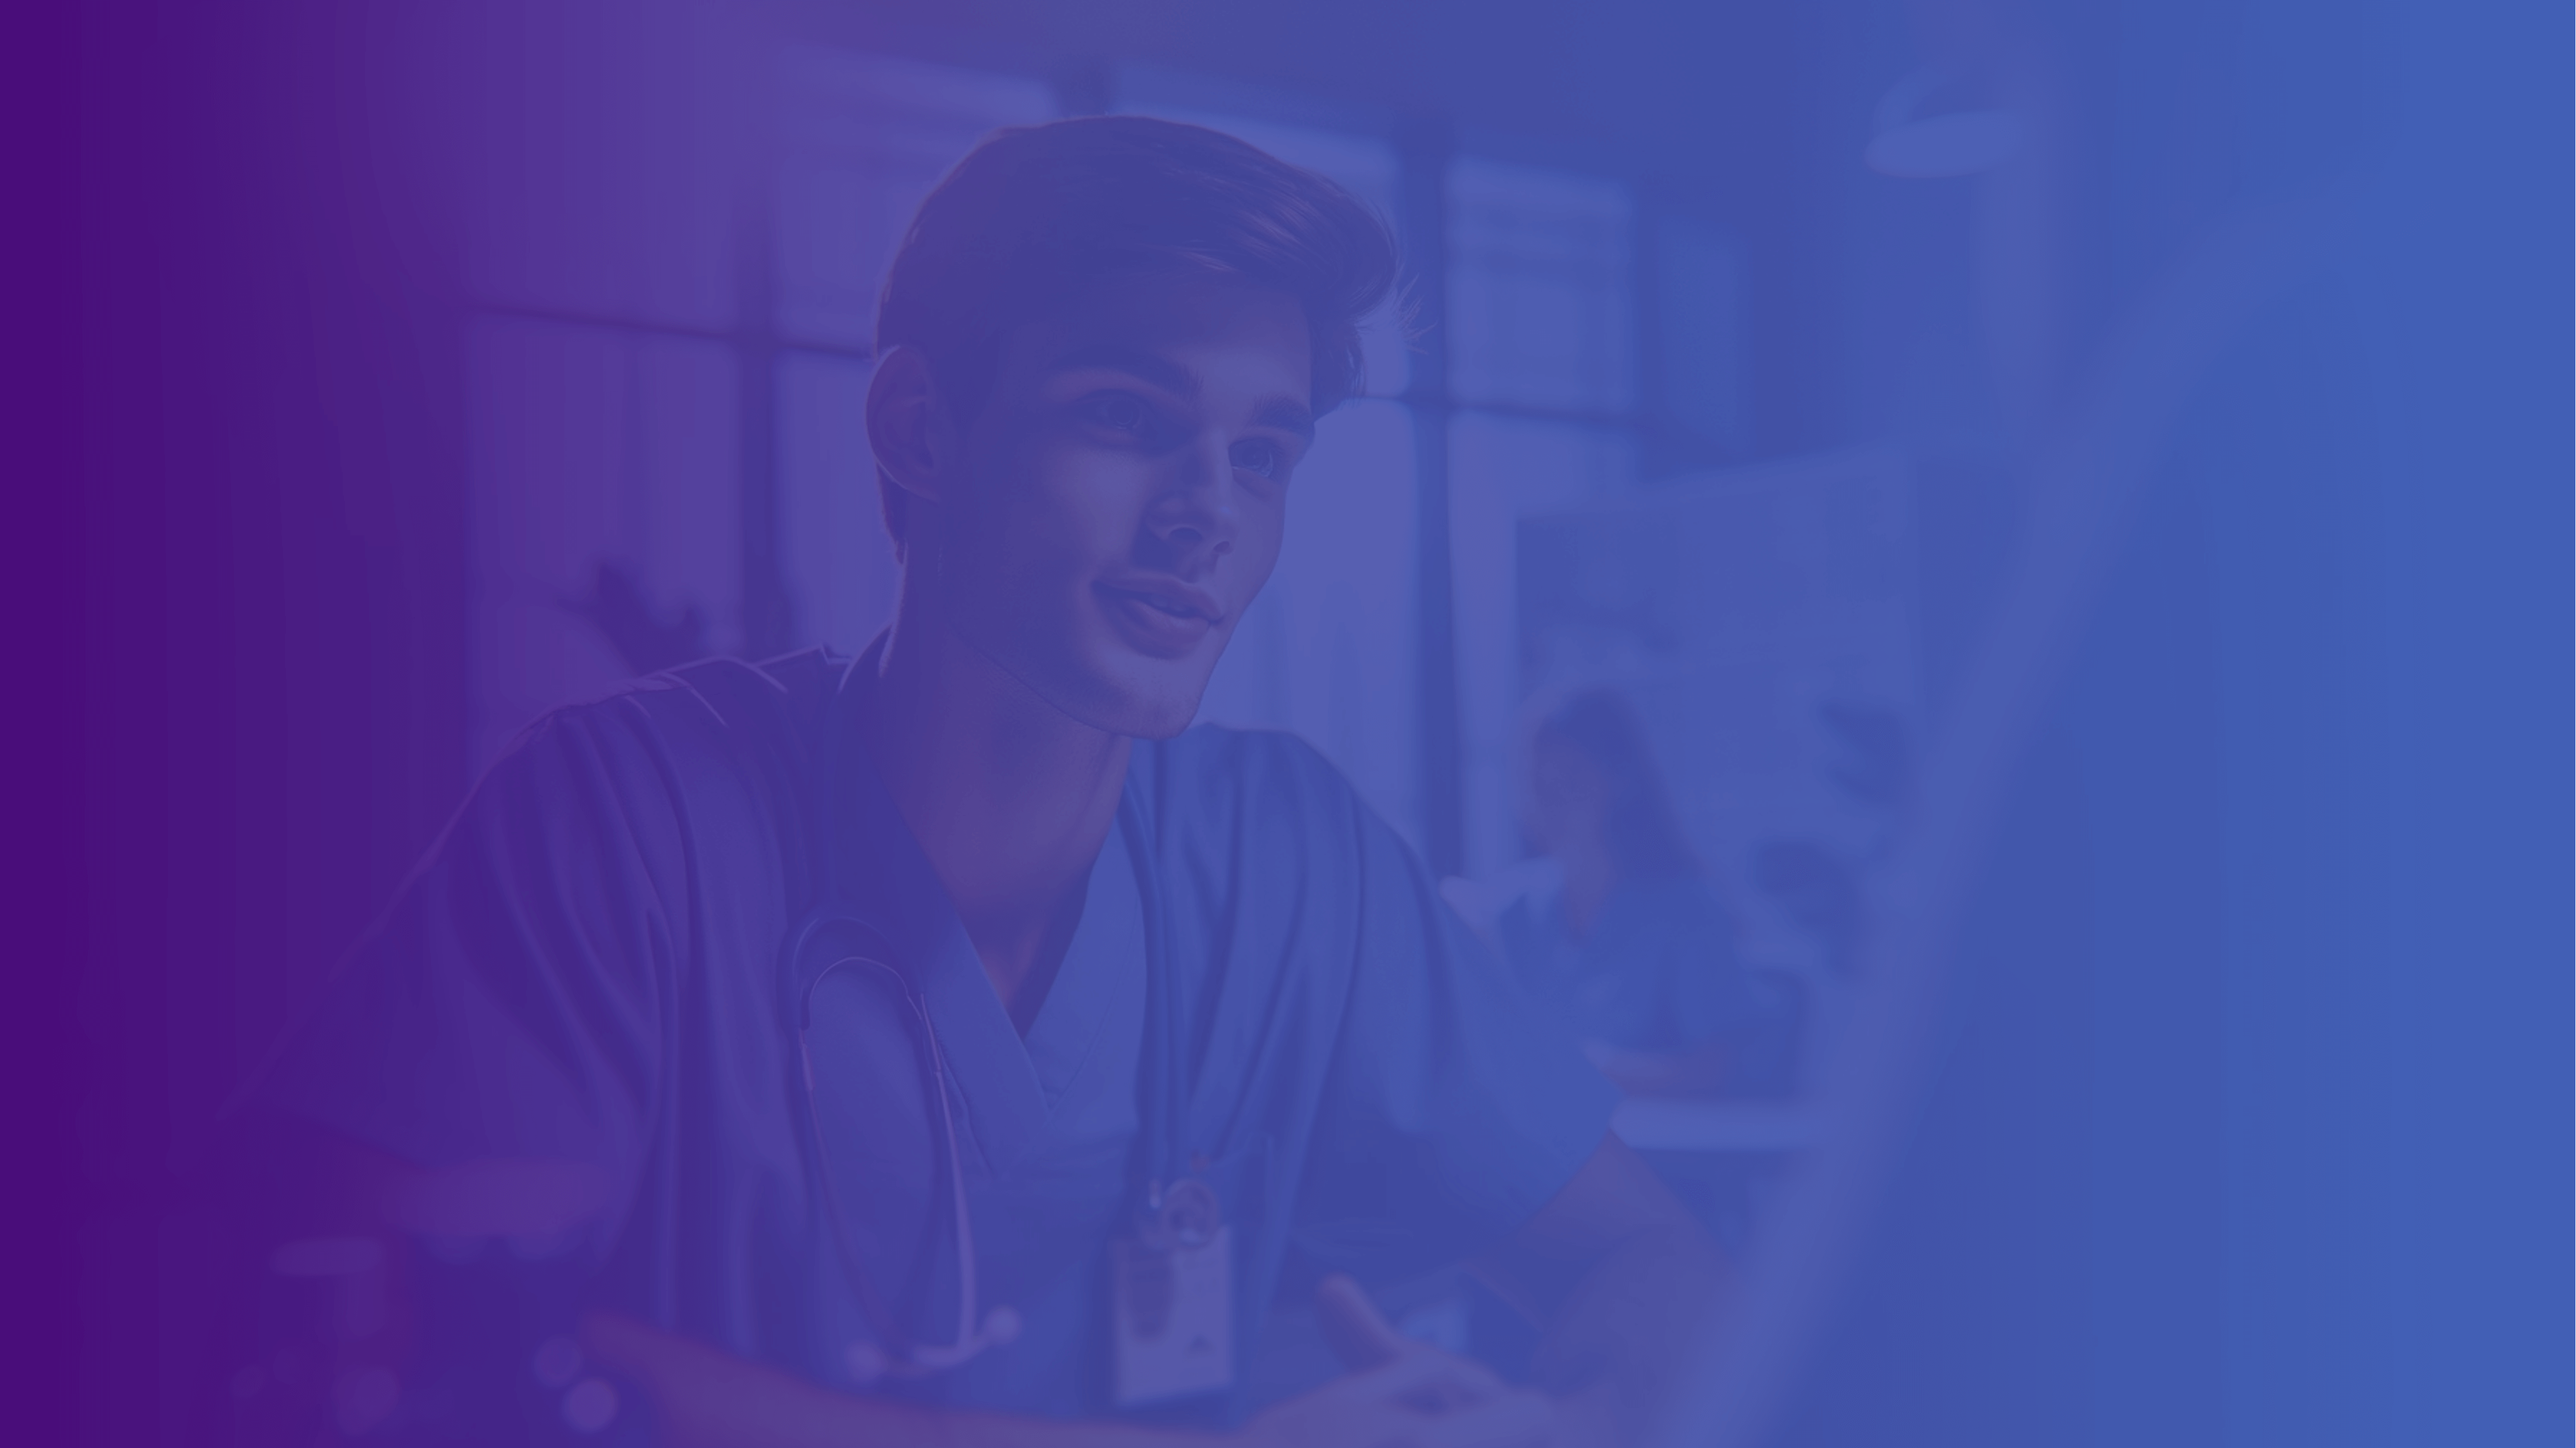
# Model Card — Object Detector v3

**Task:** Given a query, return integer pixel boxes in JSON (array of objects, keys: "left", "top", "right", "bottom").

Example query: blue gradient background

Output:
[{"left": 8, "top": 0, "right": 2566, "bottom": 1443}]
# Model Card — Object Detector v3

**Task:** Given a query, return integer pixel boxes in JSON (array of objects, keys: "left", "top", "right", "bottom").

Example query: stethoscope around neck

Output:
[
  {"left": 784, "top": 653, "right": 1198, "bottom": 1385},
  {"left": 788, "top": 928, "right": 1021, "bottom": 1382}
]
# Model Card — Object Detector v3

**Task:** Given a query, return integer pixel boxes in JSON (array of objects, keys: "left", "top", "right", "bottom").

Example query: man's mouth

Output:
[
  {"left": 1123, "top": 589, "right": 1204, "bottom": 620},
  {"left": 1094, "top": 578, "right": 1222, "bottom": 658}
]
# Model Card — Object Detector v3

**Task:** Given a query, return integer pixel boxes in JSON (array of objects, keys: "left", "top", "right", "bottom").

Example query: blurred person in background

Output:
[{"left": 1497, "top": 687, "right": 1800, "bottom": 1099}]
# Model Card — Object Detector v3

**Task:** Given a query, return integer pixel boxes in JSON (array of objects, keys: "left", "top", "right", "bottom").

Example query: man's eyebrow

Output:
[
  {"left": 1050, "top": 342, "right": 1315, "bottom": 439},
  {"left": 1046, "top": 342, "right": 1199, "bottom": 399},
  {"left": 1258, "top": 400, "right": 1316, "bottom": 442}
]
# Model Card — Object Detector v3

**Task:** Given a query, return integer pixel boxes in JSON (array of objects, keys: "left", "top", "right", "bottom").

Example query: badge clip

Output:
[{"left": 1110, "top": 1178, "right": 1232, "bottom": 1406}]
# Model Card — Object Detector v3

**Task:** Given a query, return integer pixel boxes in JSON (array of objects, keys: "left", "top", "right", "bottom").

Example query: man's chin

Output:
[
  {"left": 1031, "top": 653, "right": 1211, "bottom": 741},
  {"left": 1121, "top": 699, "right": 1204, "bottom": 742},
  {"left": 961, "top": 621, "right": 1211, "bottom": 740},
  {"left": 1086, "top": 675, "right": 1207, "bottom": 741}
]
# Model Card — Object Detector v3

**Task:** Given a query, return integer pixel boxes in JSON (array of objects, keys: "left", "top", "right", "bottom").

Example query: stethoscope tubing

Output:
[
  {"left": 790, "top": 651, "right": 1190, "bottom": 1380},
  {"left": 795, "top": 951, "right": 1022, "bottom": 1377}
]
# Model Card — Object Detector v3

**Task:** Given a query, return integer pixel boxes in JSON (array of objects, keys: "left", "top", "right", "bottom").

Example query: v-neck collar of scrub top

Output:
[{"left": 824, "top": 654, "right": 1151, "bottom": 1180}]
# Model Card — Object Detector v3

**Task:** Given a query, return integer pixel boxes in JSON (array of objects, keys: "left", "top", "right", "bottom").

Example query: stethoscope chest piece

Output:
[{"left": 845, "top": 1304, "right": 1021, "bottom": 1385}]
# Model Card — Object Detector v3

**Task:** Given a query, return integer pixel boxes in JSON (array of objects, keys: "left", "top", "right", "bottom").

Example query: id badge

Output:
[{"left": 1110, "top": 1179, "right": 1233, "bottom": 1406}]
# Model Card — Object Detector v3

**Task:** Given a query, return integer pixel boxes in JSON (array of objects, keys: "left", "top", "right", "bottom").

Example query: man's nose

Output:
[{"left": 1145, "top": 439, "right": 1239, "bottom": 562}]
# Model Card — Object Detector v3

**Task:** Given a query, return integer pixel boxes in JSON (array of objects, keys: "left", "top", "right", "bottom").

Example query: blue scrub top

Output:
[{"left": 259, "top": 647, "right": 1617, "bottom": 1422}]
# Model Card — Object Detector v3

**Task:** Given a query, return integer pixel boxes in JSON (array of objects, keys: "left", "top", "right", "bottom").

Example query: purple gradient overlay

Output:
[{"left": 13, "top": 0, "right": 2567, "bottom": 1444}]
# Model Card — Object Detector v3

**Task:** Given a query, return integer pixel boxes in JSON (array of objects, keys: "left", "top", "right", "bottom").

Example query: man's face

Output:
[{"left": 919, "top": 273, "right": 1315, "bottom": 738}]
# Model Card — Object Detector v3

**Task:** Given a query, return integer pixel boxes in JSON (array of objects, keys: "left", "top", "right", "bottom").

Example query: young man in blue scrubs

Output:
[{"left": 254, "top": 117, "right": 1726, "bottom": 1446}]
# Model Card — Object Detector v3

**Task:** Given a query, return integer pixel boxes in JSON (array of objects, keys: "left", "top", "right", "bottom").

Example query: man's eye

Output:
[
  {"left": 1230, "top": 438, "right": 1282, "bottom": 480},
  {"left": 1081, "top": 395, "right": 1151, "bottom": 434}
]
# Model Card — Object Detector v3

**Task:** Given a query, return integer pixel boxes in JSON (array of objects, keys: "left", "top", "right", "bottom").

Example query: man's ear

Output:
[{"left": 865, "top": 345, "right": 958, "bottom": 512}]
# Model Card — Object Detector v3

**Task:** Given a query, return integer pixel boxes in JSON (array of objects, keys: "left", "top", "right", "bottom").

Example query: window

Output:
[
  {"left": 1441, "top": 156, "right": 1644, "bottom": 873},
  {"left": 1447, "top": 157, "right": 1635, "bottom": 416}
]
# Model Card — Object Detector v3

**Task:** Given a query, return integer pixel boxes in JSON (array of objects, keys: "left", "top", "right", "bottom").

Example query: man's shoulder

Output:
[
  {"left": 487, "top": 649, "right": 846, "bottom": 820},
  {"left": 624, "top": 648, "right": 839, "bottom": 730},
  {"left": 537, "top": 648, "right": 841, "bottom": 751}
]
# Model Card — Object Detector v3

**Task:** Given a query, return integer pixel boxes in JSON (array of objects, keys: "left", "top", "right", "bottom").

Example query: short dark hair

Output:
[{"left": 874, "top": 115, "right": 1402, "bottom": 541}]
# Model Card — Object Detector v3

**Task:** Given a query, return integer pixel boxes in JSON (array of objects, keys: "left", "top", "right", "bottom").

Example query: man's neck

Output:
[{"left": 862, "top": 614, "right": 1132, "bottom": 1029}]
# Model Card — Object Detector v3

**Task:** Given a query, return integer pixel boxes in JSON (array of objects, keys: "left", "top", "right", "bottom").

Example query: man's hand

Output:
[{"left": 1235, "top": 1274, "right": 1563, "bottom": 1448}]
